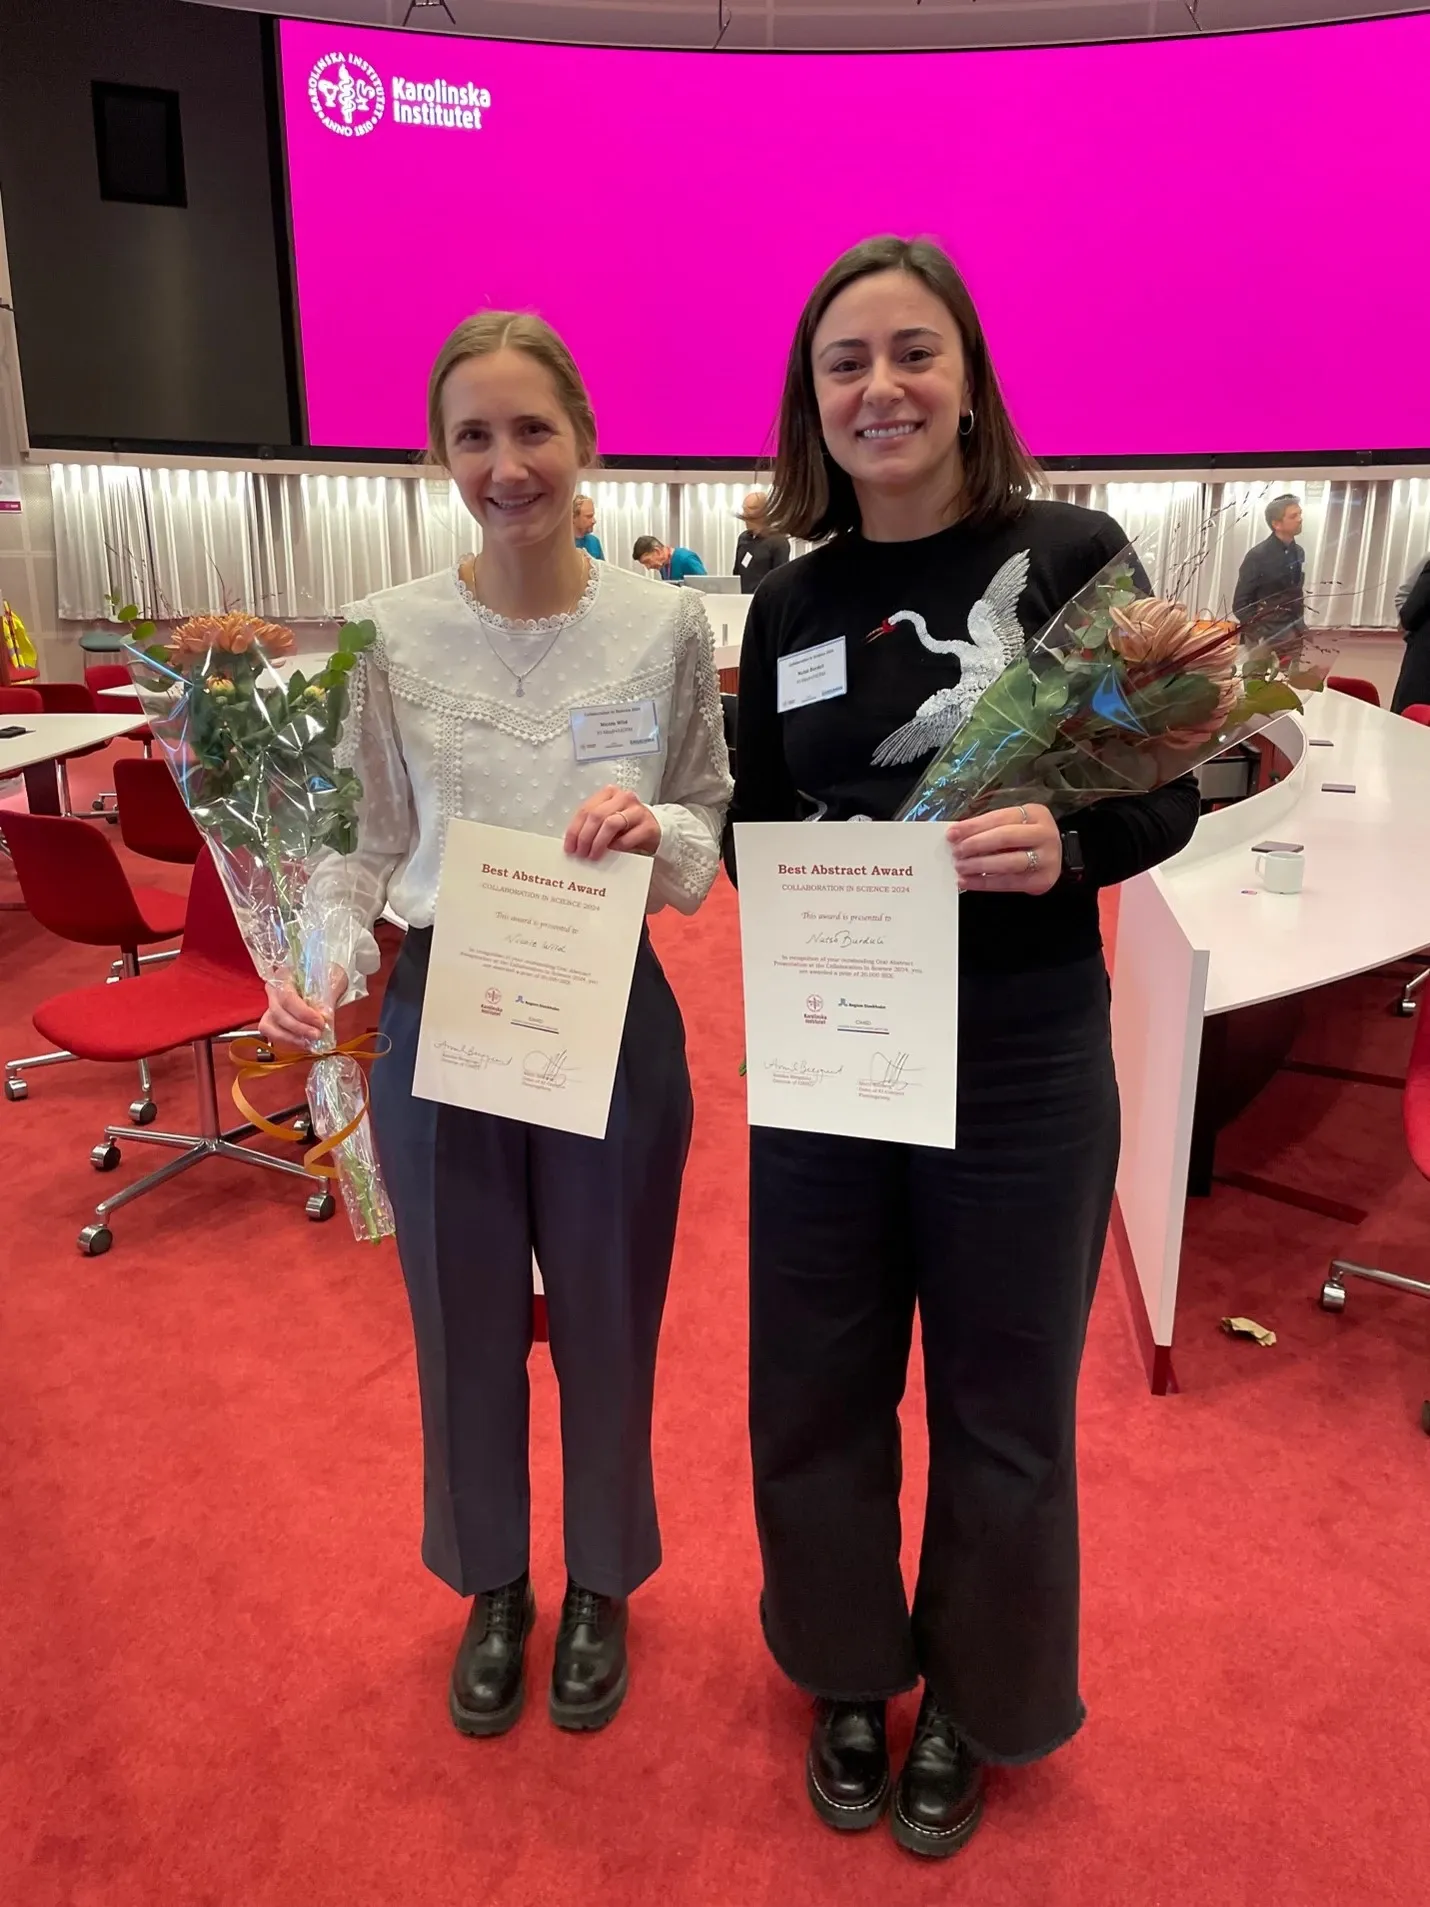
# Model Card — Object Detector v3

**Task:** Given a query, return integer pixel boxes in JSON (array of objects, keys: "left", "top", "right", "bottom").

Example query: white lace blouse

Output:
[{"left": 313, "top": 559, "right": 733, "bottom": 990}]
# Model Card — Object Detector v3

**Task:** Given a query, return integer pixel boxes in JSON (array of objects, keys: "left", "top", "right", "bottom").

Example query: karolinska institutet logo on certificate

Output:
[
  {"left": 308, "top": 53, "right": 385, "bottom": 137},
  {"left": 308, "top": 51, "right": 492, "bottom": 136}
]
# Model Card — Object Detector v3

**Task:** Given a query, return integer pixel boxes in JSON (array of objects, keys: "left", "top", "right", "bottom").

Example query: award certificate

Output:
[
  {"left": 734, "top": 821, "right": 959, "bottom": 1147},
  {"left": 413, "top": 819, "right": 653, "bottom": 1140}
]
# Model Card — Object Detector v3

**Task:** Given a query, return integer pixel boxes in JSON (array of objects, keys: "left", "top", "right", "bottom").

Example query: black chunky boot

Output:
[
  {"left": 448, "top": 1573, "right": 535, "bottom": 1738},
  {"left": 806, "top": 1699, "right": 890, "bottom": 1831},
  {"left": 890, "top": 1691, "right": 984, "bottom": 1858},
  {"left": 548, "top": 1580, "right": 629, "bottom": 1731}
]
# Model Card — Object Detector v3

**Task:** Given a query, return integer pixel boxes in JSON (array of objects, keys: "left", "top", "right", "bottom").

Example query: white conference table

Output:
[
  {"left": 0, "top": 712, "right": 151, "bottom": 815},
  {"left": 1110, "top": 691, "right": 1430, "bottom": 1391}
]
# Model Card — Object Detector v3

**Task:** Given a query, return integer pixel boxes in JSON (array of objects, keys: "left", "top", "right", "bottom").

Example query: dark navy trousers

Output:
[{"left": 371, "top": 927, "right": 693, "bottom": 1599}]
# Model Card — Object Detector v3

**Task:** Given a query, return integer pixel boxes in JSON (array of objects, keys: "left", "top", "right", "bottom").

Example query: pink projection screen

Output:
[{"left": 278, "top": 15, "right": 1430, "bottom": 463}]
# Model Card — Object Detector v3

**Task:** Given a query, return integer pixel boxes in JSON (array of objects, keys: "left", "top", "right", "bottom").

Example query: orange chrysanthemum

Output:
[{"left": 168, "top": 612, "right": 295, "bottom": 659}]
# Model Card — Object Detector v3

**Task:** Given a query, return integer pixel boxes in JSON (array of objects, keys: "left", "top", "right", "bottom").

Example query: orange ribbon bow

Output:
[{"left": 227, "top": 1031, "right": 388, "bottom": 1179}]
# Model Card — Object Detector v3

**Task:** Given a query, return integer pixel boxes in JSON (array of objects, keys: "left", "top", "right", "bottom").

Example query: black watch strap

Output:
[{"left": 1060, "top": 826, "right": 1086, "bottom": 884}]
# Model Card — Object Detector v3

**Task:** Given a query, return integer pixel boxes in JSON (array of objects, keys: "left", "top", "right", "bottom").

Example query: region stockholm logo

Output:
[{"left": 308, "top": 53, "right": 386, "bottom": 137}]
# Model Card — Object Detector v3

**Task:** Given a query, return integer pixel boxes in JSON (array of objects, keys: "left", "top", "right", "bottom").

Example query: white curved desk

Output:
[{"left": 1110, "top": 692, "right": 1430, "bottom": 1390}]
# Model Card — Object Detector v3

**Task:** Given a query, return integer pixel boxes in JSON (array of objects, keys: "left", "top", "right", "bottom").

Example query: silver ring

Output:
[
  {"left": 979, "top": 870, "right": 989, "bottom": 881},
  {"left": 1026, "top": 848, "right": 1040, "bottom": 872},
  {"left": 1018, "top": 804, "right": 1030, "bottom": 825}
]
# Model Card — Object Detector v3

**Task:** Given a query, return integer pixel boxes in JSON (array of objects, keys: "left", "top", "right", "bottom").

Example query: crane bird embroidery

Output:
[{"left": 867, "top": 549, "right": 1032, "bottom": 768}]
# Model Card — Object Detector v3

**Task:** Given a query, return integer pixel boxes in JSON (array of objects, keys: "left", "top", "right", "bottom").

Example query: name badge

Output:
[
  {"left": 740, "top": 549, "right": 753, "bottom": 569},
  {"left": 570, "top": 699, "right": 661, "bottom": 764},
  {"left": 777, "top": 636, "right": 847, "bottom": 714}
]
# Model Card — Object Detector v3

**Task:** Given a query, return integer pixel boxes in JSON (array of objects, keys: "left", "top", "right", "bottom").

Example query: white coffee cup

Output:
[{"left": 1254, "top": 848, "right": 1304, "bottom": 894}]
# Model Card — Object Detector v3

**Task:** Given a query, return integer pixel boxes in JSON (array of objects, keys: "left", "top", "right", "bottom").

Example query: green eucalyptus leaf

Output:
[
  {"left": 339, "top": 618, "right": 377, "bottom": 654},
  {"left": 117, "top": 603, "right": 140, "bottom": 623}
]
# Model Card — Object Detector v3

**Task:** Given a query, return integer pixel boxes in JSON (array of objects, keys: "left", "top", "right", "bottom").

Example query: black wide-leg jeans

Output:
[{"left": 749, "top": 955, "right": 1119, "bottom": 1764}]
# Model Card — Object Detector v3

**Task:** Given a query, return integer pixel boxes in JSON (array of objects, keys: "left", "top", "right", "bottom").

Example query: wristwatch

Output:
[{"left": 1059, "top": 826, "right": 1086, "bottom": 885}]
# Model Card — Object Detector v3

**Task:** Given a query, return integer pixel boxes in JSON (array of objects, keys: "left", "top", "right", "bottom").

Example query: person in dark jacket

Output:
[
  {"left": 724, "top": 236, "right": 1200, "bottom": 1862},
  {"left": 1391, "top": 554, "right": 1430, "bottom": 713},
  {"left": 733, "top": 492, "right": 791, "bottom": 592},
  {"left": 1232, "top": 494, "right": 1305, "bottom": 645}
]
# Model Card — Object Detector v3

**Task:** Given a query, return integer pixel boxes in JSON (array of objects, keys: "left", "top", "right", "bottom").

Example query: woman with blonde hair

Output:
[{"left": 261, "top": 311, "right": 731, "bottom": 1736}]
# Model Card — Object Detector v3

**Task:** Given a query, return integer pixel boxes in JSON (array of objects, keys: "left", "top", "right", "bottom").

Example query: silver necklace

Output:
[
  {"left": 459, "top": 557, "right": 588, "bottom": 697},
  {"left": 481, "top": 623, "right": 565, "bottom": 698}
]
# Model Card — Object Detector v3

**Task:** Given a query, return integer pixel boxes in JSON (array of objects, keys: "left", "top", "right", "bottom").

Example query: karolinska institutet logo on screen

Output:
[
  {"left": 308, "top": 54, "right": 385, "bottom": 136},
  {"left": 307, "top": 52, "right": 492, "bottom": 136}
]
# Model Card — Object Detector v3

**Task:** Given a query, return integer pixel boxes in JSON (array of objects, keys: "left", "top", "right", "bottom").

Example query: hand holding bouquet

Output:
[
  {"left": 896, "top": 546, "right": 1322, "bottom": 825},
  {"left": 123, "top": 608, "right": 395, "bottom": 1242}
]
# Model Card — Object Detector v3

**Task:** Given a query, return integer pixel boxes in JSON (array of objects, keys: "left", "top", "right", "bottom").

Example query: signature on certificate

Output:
[
  {"left": 765, "top": 1058, "right": 844, "bottom": 1086},
  {"left": 433, "top": 1040, "right": 513, "bottom": 1073},
  {"left": 861, "top": 1051, "right": 921, "bottom": 1095},
  {"left": 523, "top": 1049, "right": 571, "bottom": 1089},
  {"left": 805, "top": 929, "right": 887, "bottom": 948}
]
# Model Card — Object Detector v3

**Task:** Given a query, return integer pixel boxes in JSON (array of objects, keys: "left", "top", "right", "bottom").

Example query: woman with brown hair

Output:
[
  {"left": 725, "top": 238, "right": 1199, "bottom": 1856},
  {"left": 260, "top": 312, "right": 731, "bottom": 1737}
]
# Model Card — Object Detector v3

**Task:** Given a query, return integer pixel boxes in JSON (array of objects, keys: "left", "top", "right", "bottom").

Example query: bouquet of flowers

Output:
[
  {"left": 122, "top": 607, "right": 395, "bottom": 1243},
  {"left": 892, "top": 543, "right": 1327, "bottom": 825}
]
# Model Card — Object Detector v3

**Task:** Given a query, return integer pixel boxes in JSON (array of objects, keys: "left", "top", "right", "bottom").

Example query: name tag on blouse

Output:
[
  {"left": 570, "top": 699, "right": 661, "bottom": 764},
  {"left": 777, "top": 636, "right": 847, "bottom": 713}
]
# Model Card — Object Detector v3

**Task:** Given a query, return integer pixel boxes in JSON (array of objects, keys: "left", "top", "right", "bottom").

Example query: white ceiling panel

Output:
[{"left": 186, "top": 1, "right": 1430, "bottom": 54}]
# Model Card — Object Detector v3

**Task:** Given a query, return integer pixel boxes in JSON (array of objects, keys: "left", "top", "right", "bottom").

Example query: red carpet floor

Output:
[{"left": 3, "top": 741, "right": 1429, "bottom": 1906}]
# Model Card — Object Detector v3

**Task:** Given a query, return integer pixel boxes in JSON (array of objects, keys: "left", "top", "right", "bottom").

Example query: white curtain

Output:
[
  {"left": 251, "top": 474, "right": 474, "bottom": 619},
  {"left": 1042, "top": 481, "right": 1210, "bottom": 600},
  {"left": 51, "top": 464, "right": 153, "bottom": 620},
  {"left": 580, "top": 480, "right": 669, "bottom": 573},
  {"left": 51, "top": 463, "right": 1430, "bottom": 630},
  {"left": 145, "top": 467, "right": 261, "bottom": 616}
]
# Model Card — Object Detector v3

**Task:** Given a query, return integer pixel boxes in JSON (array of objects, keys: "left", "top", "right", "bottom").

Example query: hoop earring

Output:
[{"left": 958, "top": 409, "right": 976, "bottom": 440}]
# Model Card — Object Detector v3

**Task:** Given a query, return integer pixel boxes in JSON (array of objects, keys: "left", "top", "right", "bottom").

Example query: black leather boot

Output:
[
  {"left": 549, "top": 1580, "right": 629, "bottom": 1731},
  {"left": 806, "top": 1699, "right": 890, "bottom": 1831},
  {"left": 890, "top": 1692, "right": 984, "bottom": 1858},
  {"left": 448, "top": 1573, "right": 535, "bottom": 1738}
]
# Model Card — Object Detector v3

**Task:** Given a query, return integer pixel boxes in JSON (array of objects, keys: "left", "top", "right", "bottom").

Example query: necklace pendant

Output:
[{"left": 515, "top": 680, "right": 525, "bottom": 698}]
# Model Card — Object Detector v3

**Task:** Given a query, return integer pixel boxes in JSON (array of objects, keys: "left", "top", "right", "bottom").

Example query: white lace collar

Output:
[{"left": 454, "top": 554, "right": 600, "bottom": 636}]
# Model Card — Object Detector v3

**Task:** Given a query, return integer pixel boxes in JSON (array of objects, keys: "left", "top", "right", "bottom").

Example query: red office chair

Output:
[
  {"left": 1401, "top": 704, "right": 1430, "bottom": 727},
  {"left": 1, "top": 810, "right": 186, "bottom": 1119},
  {"left": 1327, "top": 675, "right": 1381, "bottom": 707},
  {"left": 113, "top": 757, "right": 202, "bottom": 865},
  {"left": 0, "top": 688, "right": 44, "bottom": 894},
  {"left": 32, "top": 681, "right": 123, "bottom": 817},
  {"left": 83, "top": 663, "right": 153, "bottom": 755},
  {"left": 1320, "top": 1005, "right": 1430, "bottom": 1432},
  {"left": 32, "top": 847, "right": 329, "bottom": 1255}
]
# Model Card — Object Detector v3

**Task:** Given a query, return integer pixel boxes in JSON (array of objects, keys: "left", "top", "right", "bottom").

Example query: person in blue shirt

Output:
[
  {"left": 633, "top": 536, "right": 707, "bottom": 583},
  {"left": 573, "top": 493, "right": 605, "bottom": 560}
]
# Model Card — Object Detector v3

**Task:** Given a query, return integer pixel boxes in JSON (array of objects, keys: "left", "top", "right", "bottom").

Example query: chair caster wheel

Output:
[
  {"left": 129, "top": 1099, "right": 158, "bottom": 1125},
  {"left": 91, "top": 797, "right": 107, "bottom": 812},
  {"left": 305, "top": 1191, "right": 336, "bottom": 1222},
  {"left": 91, "top": 1141, "right": 121, "bottom": 1172},
  {"left": 1393, "top": 999, "right": 1417, "bottom": 1018},
  {"left": 1320, "top": 1280, "right": 1347, "bottom": 1312},
  {"left": 3, "top": 1076, "right": 27, "bottom": 1101},
  {"left": 78, "top": 1224, "right": 113, "bottom": 1256}
]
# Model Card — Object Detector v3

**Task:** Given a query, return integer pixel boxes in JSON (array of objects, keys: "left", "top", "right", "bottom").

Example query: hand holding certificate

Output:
[
  {"left": 414, "top": 819, "right": 653, "bottom": 1139},
  {"left": 734, "top": 822, "right": 961, "bottom": 1147}
]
